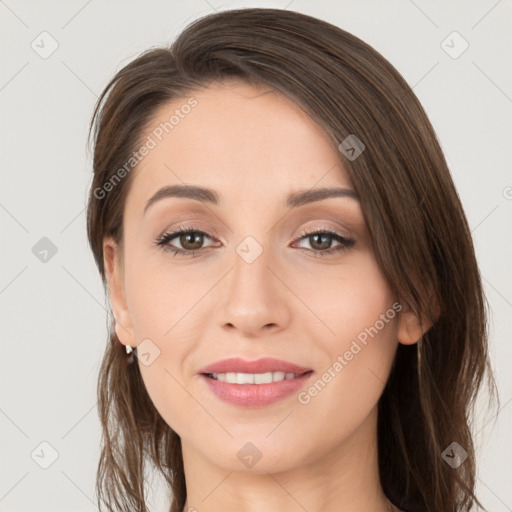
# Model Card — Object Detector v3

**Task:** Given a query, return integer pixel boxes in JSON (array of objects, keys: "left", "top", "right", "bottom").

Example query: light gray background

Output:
[{"left": 1, "top": 1, "right": 511, "bottom": 511}]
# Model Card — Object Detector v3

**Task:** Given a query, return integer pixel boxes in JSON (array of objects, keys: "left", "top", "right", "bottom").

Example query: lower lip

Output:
[{"left": 200, "top": 372, "right": 313, "bottom": 408}]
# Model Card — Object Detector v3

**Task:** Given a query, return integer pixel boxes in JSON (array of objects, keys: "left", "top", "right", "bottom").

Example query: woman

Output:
[{"left": 86, "top": 8, "right": 498, "bottom": 512}]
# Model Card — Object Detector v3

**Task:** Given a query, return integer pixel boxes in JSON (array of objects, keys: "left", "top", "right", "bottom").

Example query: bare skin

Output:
[{"left": 103, "top": 80, "right": 429, "bottom": 512}]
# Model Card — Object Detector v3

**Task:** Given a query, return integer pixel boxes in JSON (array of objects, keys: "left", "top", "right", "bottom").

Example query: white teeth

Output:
[
  {"left": 254, "top": 372, "right": 273, "bottom": 384},
  {"left": 237, "top": 373, "right": 255, "bottom": 384},
  {"left": 210, "top": 371, "right": 301, "bottom": 384}
]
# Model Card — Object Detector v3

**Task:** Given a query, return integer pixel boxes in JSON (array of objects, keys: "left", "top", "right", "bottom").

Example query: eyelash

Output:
[{"left": 154, "top": 225, "right": 355, "bottom": 258}]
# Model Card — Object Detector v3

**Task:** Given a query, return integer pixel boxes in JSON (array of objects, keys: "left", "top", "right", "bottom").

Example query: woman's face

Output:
[{"left": 105, "top": 80, "right": 414, "bottom": 474}]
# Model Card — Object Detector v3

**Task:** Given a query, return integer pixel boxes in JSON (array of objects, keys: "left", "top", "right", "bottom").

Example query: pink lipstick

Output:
[{"left": 198, "top": 357, "right": 314, "bottom": 408}]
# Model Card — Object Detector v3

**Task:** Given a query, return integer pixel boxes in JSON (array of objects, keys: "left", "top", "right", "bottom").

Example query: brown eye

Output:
[
  {"left": 178, "top": 231, "right": 205, "bottom": 251},
  {"left": 155, "top": 227, "right": 216, "bottom": 256},
  {"left": 307, "top": 233, "right": 334, "bottom": 251},
  {"left": 294, "top": 228, "right": 355, "bottom": 256}
]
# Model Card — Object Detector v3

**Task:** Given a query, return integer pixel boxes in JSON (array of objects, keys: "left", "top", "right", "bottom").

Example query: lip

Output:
[
  {"left": 197, "top": 357, "right": 312, "bottom": 375},
  {"left": 198, "top": 357, "right": 314, "bottom": 408}
]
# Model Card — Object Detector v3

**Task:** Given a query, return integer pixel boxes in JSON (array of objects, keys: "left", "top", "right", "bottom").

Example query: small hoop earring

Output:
[{"left": 125, "top": 345, "right": 134, "bottom": 355}]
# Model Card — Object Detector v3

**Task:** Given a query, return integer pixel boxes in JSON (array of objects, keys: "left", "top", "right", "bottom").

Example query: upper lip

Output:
[{"left": 198, "top": 357, "right": 313, "bottom": 375}]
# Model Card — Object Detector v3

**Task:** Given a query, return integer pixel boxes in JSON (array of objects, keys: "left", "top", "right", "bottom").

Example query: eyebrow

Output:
[{"left": 143, "top": 184, "right": 359, "bottom": 214}]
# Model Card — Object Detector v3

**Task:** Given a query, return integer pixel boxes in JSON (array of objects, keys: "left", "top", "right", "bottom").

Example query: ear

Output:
[
  {"left": 397, "top": 305, "right": 433, "bottom": 345},
  {"left": 397, "top": 283, "right": 441, "bottom": 345},
  {"left": 103, "top": 237, "right": 136, "bottom": 348}
]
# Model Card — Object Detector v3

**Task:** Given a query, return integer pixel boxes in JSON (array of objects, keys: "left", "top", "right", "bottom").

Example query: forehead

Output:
[{"left": 125, "top": 80, "right": 353, "bottom": 216}]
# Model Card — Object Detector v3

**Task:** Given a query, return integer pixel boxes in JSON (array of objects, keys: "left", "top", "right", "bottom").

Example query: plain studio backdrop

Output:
[{"left": 0, "top": 1, "right": 511, "bottom": 511}]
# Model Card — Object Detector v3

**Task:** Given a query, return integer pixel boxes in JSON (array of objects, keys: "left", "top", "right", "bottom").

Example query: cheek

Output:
[
  {"left": 294, "top": 250, "right": 397, "bottom": 349},
  {"left": 124, "top": 249, "right": 196, "bottom": 341},
  {"left": 292, "top": 252, "right": 398, "bottom": 416},
  {"left": 123, "top": 254, "right": 209, "bottom": 436}
]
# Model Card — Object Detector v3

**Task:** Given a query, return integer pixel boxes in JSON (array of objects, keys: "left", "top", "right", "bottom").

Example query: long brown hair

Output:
[{"left": 86, "top": 8, "right": 499, "bottom": 512}]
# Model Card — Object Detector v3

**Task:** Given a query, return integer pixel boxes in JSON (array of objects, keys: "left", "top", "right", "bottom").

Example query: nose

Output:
[{"left": 217, "top": 242, "right": 292, "bottom": 338}]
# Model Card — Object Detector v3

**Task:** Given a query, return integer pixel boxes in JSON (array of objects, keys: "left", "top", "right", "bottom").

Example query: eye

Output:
[
  {"left": 154, "top": 226, "right": 217, "bottom": 257},
  {"left": 292, "top": 227, "right": 355, "bottom": 256}
]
